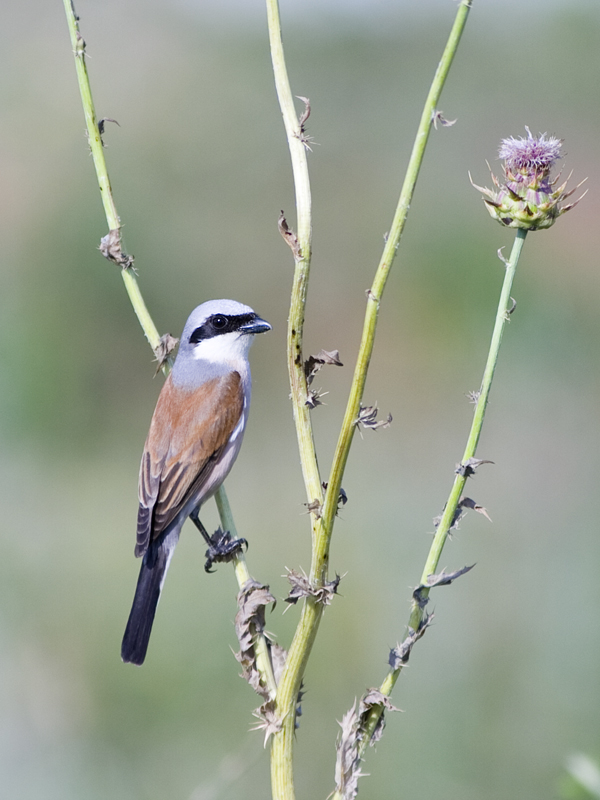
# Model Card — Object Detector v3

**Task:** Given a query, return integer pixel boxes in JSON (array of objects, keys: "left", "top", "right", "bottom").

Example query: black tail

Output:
[{"left": 121, "top": 533, "right": 177, "bottom": 665}]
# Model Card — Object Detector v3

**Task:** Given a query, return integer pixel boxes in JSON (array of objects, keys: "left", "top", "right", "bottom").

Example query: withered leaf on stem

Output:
[
  {"left": 295, "top": 95, "right": 317, "bottom": 151},
  {"left": 304, "top": 498, "right": 322, "bottom": 518},
  {"left": 423, "top": 564, "right": 475, "bottom": 589},
  {"left": 75, "top": 31, "right": 86, "bottom": 55},
  {"left": 358, "top": 689, "right": 400, "bottom": 746},
  {"left": 355, "top": 405, "right": 392, "bottom": 432},
  {"left": 388, "top": 613, "right": 434, "bottom": 670},
  {"left": 304, "top": 349, "right": 343, "bottom": 386},
  {"left": 268, "top": 642, "right": 288, "bottom": 687},
  {"left": 459, "top": 496, "right": 492, "bottom": 522},
  {"left": 284, "top": 568, "right": 341, "bottom": 606},
  {"left": 278, "top": 211, "right": 302, "bottom": 261},
  {"left": 335, "top": 689, "right": 399, "bottom": 797},
  {"left": 432, "top": 109, "right": 457, "bottom": 129},
  {"left": 99, "top": 228, "right": 134, "bottom": 269},
  {"left": 234, "top": 580, "right": 276, "bottom": 700},
  {"left": 321, "top": 481, "right": 348, "bottom": 511},
  {"left": 250, "top": 700, "right": 283, "bottom": 747},
  {"left": 334, "top": 705, "right": 363, "bottom": 800},
  {"left": 297, "top": 95, "right": 311, "bottom": 129},
  {"left": 97, "top": 117, "right": 119, "bottom": 146},
  {"left": 264, "top": 641, "right": 303, "bottom": 729},
  {"left": 153, "top": 333, "right": 179, "bottom": 375},
  {"left": 305, "top": 388, "right": 325, "bottom": 409},
  {"left": 295, "top": 683, "right": 305, "bottom": 729},
  {"left": 433, "top": 495, "right": 492, "bottom": 531},
  {"left": 455, "top": 457, "right": 494, "bottom": 477},
  {"left": 497, "top": 246, "right": 510, "bottom": 266},
  {"left": 411, "top": 565, "right": 474, "bottom": 608}
]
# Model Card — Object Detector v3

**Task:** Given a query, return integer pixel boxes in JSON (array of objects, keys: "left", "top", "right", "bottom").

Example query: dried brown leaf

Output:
[
  {"left": 99, "top": 228, "right": 134, "bottom": 270},
  {"left": 423, "top": 564, "right": 475, "bottom": 588},
  {"left": 455, "top": 457, "right": 494, "bottom": 477},
  {"left": 388, "top": 613, "right": 434, "bottom": 669},
  {"left": 97, "top": 117, "right": 120, "bottom": 146},
  {"left": 305, "top": 388, "right": 326, "bottom": 409},
  {"left": 321, "top": 482, "right": 348, "bottom": 512},
  {"left": 234, "top": 580, "right": 276, "bottom": 700},
  {"left": 355, "top": 405, "right": 392, "bottom": 432},
  {"left": 295, "top": 95, "right": 317, "bottom": 151},
  {"left": 412, "top": 565, "right": 474, "bottom": 608},
  {"left": 250, "top": 700, "right": 283, "bottom": 747},
  {"left": 459, "top": 496, "right": 492, "bottom": 522},
  {"left": 269, "top": 643, "right": 288, "bottom": 687},
  {"left": 304, "top": 499, "right": 322, "bottom": 519},
  {"left": 152, "top": 333, "right": 179, "bottom": 375},
  {"left": 434, "top": 495, "right": 492, "bottom": 531},
  {"left": 432, "top": 109, "right": 457, "bottom": 129},
  {"left": 334, "top": 704, "right": 363, "bottom": 800},
  {"left": 278, "top": 211, "right": 302, "bottom": 261},
  {"left": 304, "top": 349, "right": 343, "bottom": 386},
  {"left": 284, "top": 568, "right": 341, "bottom": 606},
  {"left": 296, "top": 95, "right": 311, "bottom": 129},
  {"left": 358, "top": 689, "right": 399, "bottom": 746}
]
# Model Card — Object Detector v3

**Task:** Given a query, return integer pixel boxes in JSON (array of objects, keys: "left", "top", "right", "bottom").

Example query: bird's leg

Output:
[
  {"left": 189, "top": 507, "right": 214, "bottom": 545},
  {"left": 189, "top": 506, "right": 248, "bottom": 573}
]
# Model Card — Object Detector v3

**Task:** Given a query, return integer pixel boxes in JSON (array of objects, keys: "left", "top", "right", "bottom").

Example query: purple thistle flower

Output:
[
  {"left": 470, "top": 128, "right": 586, "bottom": 231},
  {"left": 498, "top": 127, "right": 562, "bottom": 172}
]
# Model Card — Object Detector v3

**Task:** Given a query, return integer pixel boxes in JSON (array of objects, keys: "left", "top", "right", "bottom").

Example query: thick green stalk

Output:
[
  {"left": 266, "top": 0, "right": 321, "bottom": 513},
  {"left": 355, "top": 228, "right": 528, "bottom": 765},
  {"left": 267, "top": 3, "right": 473, "bottom": 799},
  {"left": 266, "top": 2, "right": 321, "bottom": 797}
]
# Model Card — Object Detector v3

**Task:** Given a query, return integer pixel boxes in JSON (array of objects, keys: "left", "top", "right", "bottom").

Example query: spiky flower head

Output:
[{"left": 471, "top": 128, "right": 585, "bottom": 231}]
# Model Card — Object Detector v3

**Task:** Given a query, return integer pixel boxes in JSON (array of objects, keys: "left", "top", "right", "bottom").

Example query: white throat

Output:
[{"left": 191, "top": 331, "right": 254, "bottom": 368}]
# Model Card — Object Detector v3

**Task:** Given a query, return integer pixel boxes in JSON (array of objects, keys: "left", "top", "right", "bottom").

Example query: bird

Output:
[{"left": 121, "top": 299, "right": 271, "bottom": 665}]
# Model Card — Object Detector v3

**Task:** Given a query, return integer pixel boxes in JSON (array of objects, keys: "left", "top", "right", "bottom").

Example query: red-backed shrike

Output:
[{"left": 121, "top": 299, "right": 271, "bottom": 665}]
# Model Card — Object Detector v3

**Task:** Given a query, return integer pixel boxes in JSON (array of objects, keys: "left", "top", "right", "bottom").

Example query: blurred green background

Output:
[{"left": 1, "top": 1, "right": 599, "bottom": 798}]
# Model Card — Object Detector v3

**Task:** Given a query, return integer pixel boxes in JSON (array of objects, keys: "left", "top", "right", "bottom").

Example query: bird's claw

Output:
[{"left": 204, "top": 528, "right": 248, "bottom": 572}]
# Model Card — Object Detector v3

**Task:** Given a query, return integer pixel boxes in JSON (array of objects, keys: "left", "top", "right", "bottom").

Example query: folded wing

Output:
[{"left": 135, "top": 371, "right": 244, "bottom": 557}]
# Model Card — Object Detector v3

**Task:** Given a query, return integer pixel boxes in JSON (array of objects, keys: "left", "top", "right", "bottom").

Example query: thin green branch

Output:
[
  {"left": 62, "top": 0, "right": 161, "bottom": 353},
  {"left": 319, "top": 0, "right": 473, "bottom": 564},
  {"left": 355, "top": 228, "right": 528, "bottom": 766},
  {"left": 63, "top": 0, "right": 276, "bottom": 700}
]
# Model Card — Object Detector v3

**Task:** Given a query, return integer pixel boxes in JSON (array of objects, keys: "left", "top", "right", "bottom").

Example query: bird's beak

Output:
[{"left": 239, "top": 315, "right": 272, "bottom": 335}]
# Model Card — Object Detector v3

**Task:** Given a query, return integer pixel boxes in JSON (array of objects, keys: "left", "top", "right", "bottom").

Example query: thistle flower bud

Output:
[{"left": 471, "top": 128, "right": 586, "bottom": 231}]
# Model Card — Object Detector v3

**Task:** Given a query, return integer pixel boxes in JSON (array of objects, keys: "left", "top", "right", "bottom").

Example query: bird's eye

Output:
[{"left": 212, "top": 315, "right": 228, "bottom": 329}]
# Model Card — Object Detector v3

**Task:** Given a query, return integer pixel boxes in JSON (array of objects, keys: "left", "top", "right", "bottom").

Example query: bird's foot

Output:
[{"left": 204, "top": 528, "right": 248, "bottom": 572}]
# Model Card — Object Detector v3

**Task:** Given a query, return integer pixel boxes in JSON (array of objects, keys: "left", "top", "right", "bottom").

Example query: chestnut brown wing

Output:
[{"left": 135, "top": 372, "right": 244, "bottom": 556}]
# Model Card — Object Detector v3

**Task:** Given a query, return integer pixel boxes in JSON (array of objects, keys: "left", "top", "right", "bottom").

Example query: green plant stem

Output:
[
  {"left": 62, "top": 0, "right": 161, "bottom": 353},
  {"left": 356, "top": 227, "right": 528, "bottom": 764},
  {"left": 267, "top": 3, "right": 473, "bottom": 799},
  {"left": 265, "top": 3, "right": 322, "bottom": 797},
  {"left": 319, "top": 0, "right": 473, "bottom": 570},
  {"left": 266, "top": 0, "right": 321, "bottom": 512},
  {"left": 64, "top": 0, "right": 276, "bottom": 701}
]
